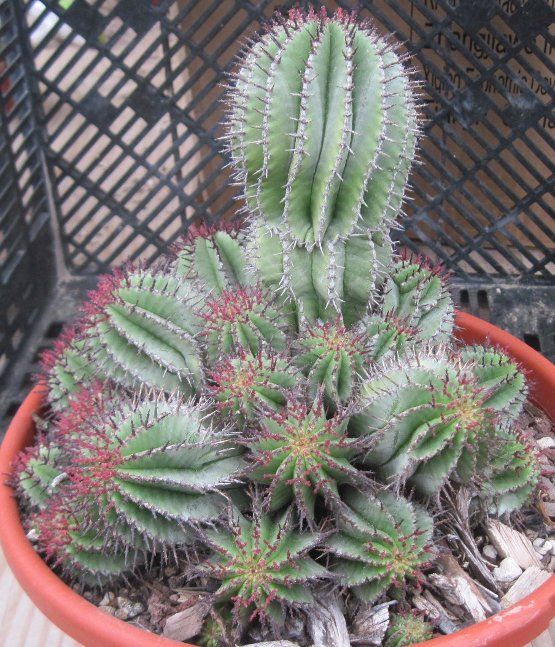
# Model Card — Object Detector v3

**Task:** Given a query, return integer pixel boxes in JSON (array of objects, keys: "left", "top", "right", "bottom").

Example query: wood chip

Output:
[
  {"left": 429, "top": 574, "right": 489, "bottom": 622},
  {"left": 430, "top": 554, "right": 497, "bottom": 622},
  {"left": 486, "top": 520, "right": 542, "bottom": 570},
  {"left": 307, "top": 595, "right": 350, "bottom": 647},
  {"left": 412, "top": 591, "right": 459, "bottom": 635},
  {"left": 162, "top": 601, "right": 208, "bottom": 641},
  {"left": 500, "top": 566, "right": 552, "bottom": 609},
  {"left": 350, "top": 602, "right": 391, "bottom": 645}
]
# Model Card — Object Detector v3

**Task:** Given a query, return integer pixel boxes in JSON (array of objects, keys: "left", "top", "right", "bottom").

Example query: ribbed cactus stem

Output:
[
  {"left": 200, "top": 284, "right": 288, "bottom": 363},
  {"left": 350, "top": 346, "right": 524, "bottom": 494},
  {"left": 459, "top": 344, "right": 527, "bottom": 422},
  {"left": 208, "top": 348, "right": 297, "bottom": 423},
  {"left": 173, "top": 221, "right": 249, "bottom": 293},
  {"left": 381, "top": 254, "right": 454, "bottom": 342},
  {"left": 38, "top": 325, "right": 95, "bottom": 410},
  {"left": 83, "top": 266, "right": 204, "bottom": 394},
  {"left": 364, "top": 312, "right": 418, "bottom": 361},
  {"left": 385, "top": 612, "right": 434, "bottom": 647},
  {"left": 481, "top": 428, "right": 540, "bottom": 513},
  {"left": 200, "top": 504, "right": 327, "bottom": 625},
  {"left": 296, "top": 316, "right": 369, "bottom": 402},
  {"left": 15, "top": 442, "right": 62, "bottom": 507},
  {"left": 29, "top": 493, "right": 143, "bottom": 581},
  {"left": 246, "top": 395, "right": 369, "bottom": 523},
  {"left": 227, "top": 9, "right": 420, "bottom": 322},
  {"left": 58, "top": 390, "right": 245, "bottom": 546},
  {"left": 326, "top": 488, "right": 433, "bottom": 601}
]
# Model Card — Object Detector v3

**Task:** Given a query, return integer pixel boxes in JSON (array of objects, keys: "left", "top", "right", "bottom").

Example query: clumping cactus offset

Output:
[
  {"left": 38, "top": 325, "right": 95, "bottom": 411},
  {"left": 200, "top": 504, "right": 327, "bottom": 631},
  {"left": 327, "top": 489, "right": 433, "bottom": 601},
  {"left": 200, "top": 284, "right": 289, "bottom": 363},
  {"left": 28, "top": 493, "right": 142, "bottom": 582},
  {"left": 381, "top": 254, "right": 454, "bottom": 343},
  {"left": 296, "top": 316, "right": 369, "bottom": 402},
  {"left": 10, "top": 7, "right": 545, "bottom": 645},
  {"left": 384, "top": 612, "right": 434, "bottom": 647},
  {"left": 83, "top": 265, "right": 204, "bottom": 394},
  {"left": 59, "top": 389, "right": 245, "bottom": 547},
  {"left": 172, "top": 220, "right": 249, "bottom": 292},
  {"left": 14, "top": 441, "right": 62, "bottom": 507},
  {"left": 350, "top": 345, "right": 531, "bottom": 498},
  {"left": 208, "top": 348, "right": 296, "bottom": 423},
  {"left": 245, "top": 395, "right": 368, "bottom": 522},
  {"left": 481, "top": 428, "right": 540, "bottom": 514}
]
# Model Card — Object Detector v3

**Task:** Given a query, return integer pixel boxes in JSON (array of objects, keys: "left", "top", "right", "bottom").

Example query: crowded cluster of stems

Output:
[{"left": 14, "top": 8, "right": 537, "bottom": 643}]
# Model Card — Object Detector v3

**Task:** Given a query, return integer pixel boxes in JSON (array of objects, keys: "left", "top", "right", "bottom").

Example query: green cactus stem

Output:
[
  {"left": 364, "top": 312, "right": 418, "bottom": 362},
  {"left": 60, "top": 391, "right": 245, "bottom": 546},
  {"left": 38, "top": 325, "right": 96, "bottom": 411},
  {"left": 296, "top": 316, "right": 369, "bottom": 402},
  {"left": 381, "top": 254, "right": 454, "bottom": 342},
  {"left": 83, "top": 266, "right": 204, "bottom": 394},
  {"left": 460, "top": 344, "right": 527, "bottom": 423},
  {"left": 200, "top": 504, "right": 327, "bottom": 626},
  {"left": 200, "top": 284, "right": 288, "bottom": 363},
  {"left": 173, "top": 221, "right": 250, "bottom": 293},
  {"left": 481, "top": 429, "right": 540, "bottom": 514},
  {"left": 350, "top": 347, "right": 515, "bottom": 495},
  {"left": 326, "top": 488, "right": 433, "bottom": 601},
  {"left": 198, "top": 610, "right": 232, "bottom": 647},
  {"left": 208, "top": 348, "right": 296, "bottom": 423},
  {"left": 226, "top": 8, "right": 420, "bottom": 322},
  {"left": 384, "top": 612, "right": 434, "bottom": 647},
  {"left": 14, "top": 442, "right": 62, "bottom": 508},
  {"left": 29, "top": 494, "right": 140, "bottom": 581},
  {"left": 246, "top": 396, "right": 368, "bottom": 522}
]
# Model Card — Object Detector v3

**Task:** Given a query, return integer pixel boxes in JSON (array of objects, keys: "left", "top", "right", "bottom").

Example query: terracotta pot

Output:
[{"left": 1, "top": 311, "right": 554, "bottom": 647}]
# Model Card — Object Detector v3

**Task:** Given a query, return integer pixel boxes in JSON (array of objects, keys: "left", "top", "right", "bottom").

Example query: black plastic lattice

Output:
[
  {"left": 15, "top": 0, "right": 554, "bottom": 278},
  {"left": 0, "top": 0, "right": 55, "bottom": 391}
]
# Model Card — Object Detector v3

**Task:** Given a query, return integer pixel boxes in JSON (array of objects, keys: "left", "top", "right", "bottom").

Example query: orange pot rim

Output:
[{"left": 0, "top": 311, "right": 554, "bottom": 647}]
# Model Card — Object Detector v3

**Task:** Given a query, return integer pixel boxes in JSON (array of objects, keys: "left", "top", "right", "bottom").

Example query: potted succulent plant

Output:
[{"left": 1, "top": 8, "right": 554, "bottom": 647}]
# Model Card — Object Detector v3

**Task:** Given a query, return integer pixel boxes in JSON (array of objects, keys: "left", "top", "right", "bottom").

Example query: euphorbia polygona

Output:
[{"left": 15, "top": 7, "right": 540, "bottom": 639}]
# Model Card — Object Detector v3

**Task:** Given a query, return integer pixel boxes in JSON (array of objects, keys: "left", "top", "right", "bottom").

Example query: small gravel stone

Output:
[
  {"left": 483, "top": 544, "right": 498, "bottom": 561},
  {"left": 114, "top": 607, "right": 130, "bottom": 620},
  {"left": 115, "top": 597, "right": 144, "bottom": 619},
  {"left": 532, "top": 537, "right": 545, "bottom": 548},
  {"left": 538, "top": 540, "right": 553, "bottom": 556},
  {"left": 26, "top": 528, "right": 39, "bottom": 542},
  {"left": 549, "top": 556, "right": 555, "bottom": 572},
  {"left": 494, "top": 557, "right": 523, "bottom": 583},
  {"left": 537, "top": 436, "right": 555, "bottom": 450},
  {"left": 99, "top": 605, "right": 117, "bottom": 617},
  {"left": 99, "top": 592, "right": 116, "bottom": 607}
]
